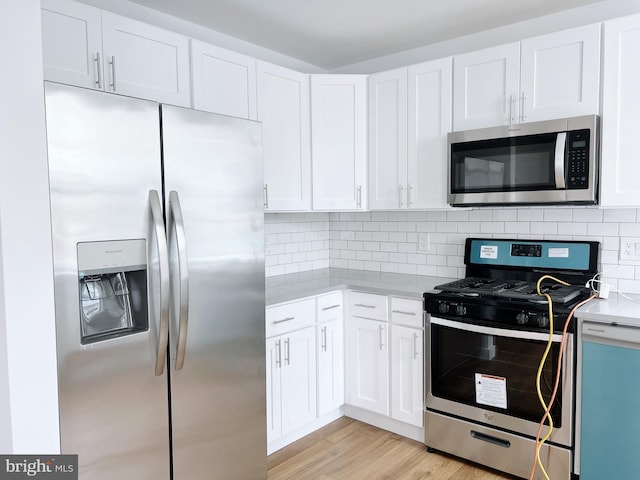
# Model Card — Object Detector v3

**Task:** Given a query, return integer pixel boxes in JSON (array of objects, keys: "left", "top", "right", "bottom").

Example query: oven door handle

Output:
[
  {"left": 554, "top": 132, "right": 567, "bottom": 190},
  {"left": 429, "top": 316, "right": 564, "bottom": 342}
]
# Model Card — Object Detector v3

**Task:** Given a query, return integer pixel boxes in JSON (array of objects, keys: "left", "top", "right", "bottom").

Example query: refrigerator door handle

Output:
[
  {"left": 149, "top": 190, "right": 170, "bottom": 376},
  {"left": 168, "top": 191, "right": 190, "bottom": 371}
]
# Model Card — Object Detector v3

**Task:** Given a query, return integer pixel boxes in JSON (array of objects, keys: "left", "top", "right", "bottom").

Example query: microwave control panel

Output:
[{"left": 566, "top": 129, "right": 590, "bottom": 189}]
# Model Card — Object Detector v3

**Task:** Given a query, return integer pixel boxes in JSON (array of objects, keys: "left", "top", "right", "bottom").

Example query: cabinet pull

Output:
[
  {"left": 284, "top": 338, "right": 290, "bottom": 365},
  {"left": 321, "top": 326, "right": 327, "bottom": 352},
  {"left": 355, "top": 303, "right": 376, "bottom": 309},
  {"left": 379, "top": 325, "right": 385, "bottom": 351},
  {"left": 407, "top": 184, "right": 413, "bottom": 206},
  {"left": 321, "top": 304, "right": 340, "bottom": 311},
  {"left": 273, "top": 316, "right": 295, "bottom": 324},
  {"left": 109, "top": 55, "right": 117, "bottom": 91},
  {"left": 357, "top": 185, "right": 362, "bottom": 208},
  {"left": 509, "top": 94, "right": 514, "bottom": 123},
  {"left": 263, "top": 184, "right": 269, "bottom": 209},
  {"left": 392, "top": 309, "right": 416, "bottom": 316},
  {"left": 413, "top": 332, "right": 419, "bottom": 359},
  {"left": 94, "top": 52, "right": 102, "bottom": 89},
  {"left": 399, "top": 184, "right": 404, "bottom": 208},
  {"left": 521, "top": 92, "right": 526, "bottom": 122},
  {"left": 275, "top": 340, "right": 282, "bottom": 368}
]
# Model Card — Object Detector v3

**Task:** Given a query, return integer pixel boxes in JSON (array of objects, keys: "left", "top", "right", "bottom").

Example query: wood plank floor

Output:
[{"left": 268, "top": 417, "right": 518, "bottom": 480}]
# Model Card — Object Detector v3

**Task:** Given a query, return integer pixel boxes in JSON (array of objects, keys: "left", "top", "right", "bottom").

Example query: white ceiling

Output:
[{"left": 128, "top": 0, "right": 607, "bottom": 69}]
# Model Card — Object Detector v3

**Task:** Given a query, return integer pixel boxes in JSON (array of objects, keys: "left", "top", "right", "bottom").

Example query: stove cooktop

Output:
[{"left": 434, "top": 277, "right": 585, "bottom": 305}]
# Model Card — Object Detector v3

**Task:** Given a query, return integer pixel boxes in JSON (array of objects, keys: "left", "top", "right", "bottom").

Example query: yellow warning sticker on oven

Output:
[{"left": 475, "top": 373, "right": 507, "bottom": 409}]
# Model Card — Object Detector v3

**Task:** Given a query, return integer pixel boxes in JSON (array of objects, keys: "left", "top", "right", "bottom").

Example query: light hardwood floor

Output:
[{"left": 268, "top": 417, "right": 518, "bottom": 480}]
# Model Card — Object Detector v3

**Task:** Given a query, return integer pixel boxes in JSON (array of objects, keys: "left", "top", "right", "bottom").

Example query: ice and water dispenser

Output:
[{"left": 77, "top": 239, "right": 148, "bottom": 344}]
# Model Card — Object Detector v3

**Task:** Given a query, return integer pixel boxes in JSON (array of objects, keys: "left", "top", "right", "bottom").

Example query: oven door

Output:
[{"left": 426, "top": 316, "right": 575, "bottom": 447}]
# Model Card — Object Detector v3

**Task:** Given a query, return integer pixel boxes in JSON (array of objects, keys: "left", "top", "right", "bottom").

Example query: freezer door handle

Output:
[
  {"left": 168, "top": 191, "right": 190, "bottom": 371},
  {"left": 150, "top": 190, "right": 170, "bottom": 376}
]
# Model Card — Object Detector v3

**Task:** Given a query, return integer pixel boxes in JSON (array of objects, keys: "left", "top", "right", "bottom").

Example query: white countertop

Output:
[
  {"left": 266, "top": 267, "right": 455, "bottom": 306},
  {"left": 577, "top": 292, "right": 640, "bottom": 328}
]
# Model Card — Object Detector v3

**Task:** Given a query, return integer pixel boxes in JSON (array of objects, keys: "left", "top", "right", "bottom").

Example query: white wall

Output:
[
  {"left": 0, "top": 0, "right": 60, "bottom": 453},
  {"left": 332, "top": 0, "right": 640, "bottom": 73}
]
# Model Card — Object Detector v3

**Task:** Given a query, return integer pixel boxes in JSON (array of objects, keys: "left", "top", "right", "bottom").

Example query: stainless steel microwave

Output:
[{"left": 447, "top": 115, "right": 599, "bottom": 207}]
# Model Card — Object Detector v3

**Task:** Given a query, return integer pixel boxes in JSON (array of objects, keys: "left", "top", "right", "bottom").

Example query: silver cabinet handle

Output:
[
  {"left": 508, "top": 94, "right": 513, "bottom": 123},
  {"left": 109, "top": 55, "right": 116, "bottom": 91},
  {"left": 284, "top": 337, "right": 290, "bottom": 365},
  {"left": 273, "top": 316, "right": 295, "bottom": 324},
  {"left": 413, "top": 332, "right": 419, "bottom": 359},
  {"left": 355, "top": 303, "right": 376, "bottom": 309},
  {"left": 94, "top": 52, "right": 102, "bottom": 89},
  {"left": 149, "top": 190, "right": 170, "bottom": 376},
  {"left": 521, "top": 92, "right": 526, "bottom": 122},
  {"left": 399, "top": 184, "right": 404, "bottom": 208},
  {"left": 392, "top": 309, "right": 416, "bottom": 316},
  {"left": 407, "top": 184, "right": 413, "bottom": 206},
  {"left": 379, "top": 324, "right": 385, "bottom": 351},
  {"left": 321, "top": 304, "right": 340, "bottom": 311},
  {"left": 275, "top": 339, "right": 281, "bottom": 368},
  {"left": 263, "top": 184, "right": 269, "bottom": 209},
  {"left": 168, "top": 191, "right": 189, "bottom": 371},
  {"left": 357, "top": 185, "right": 362, "bottom": 208},
  {"left": 321, "top": 326, "right": 327, "bottom": 352}
]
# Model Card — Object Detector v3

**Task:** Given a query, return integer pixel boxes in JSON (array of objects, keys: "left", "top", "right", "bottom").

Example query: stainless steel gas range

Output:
[{"left": 423, "top": 238, "right": 599, "bottom": 480}]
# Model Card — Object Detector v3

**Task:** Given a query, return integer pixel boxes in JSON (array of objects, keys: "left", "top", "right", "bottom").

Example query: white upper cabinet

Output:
[
  {"left": 520, "top": 23, "right": 600, "bottom": 123},
  {"left": 41, "top": 0, "right": 191, "bottom": 107},
  {"left": 369, "top": 61, "right": 452, "bottom": 210},
  {"left": 453, "top": 42, "right": 520, "bottom": 130},
  {"left": 190, "top": 40, "right": 257, "bottom": 120},
  {"left": 368, "top": 68, "right": 408, "bottom": 210},
  {"left": 453, "top": 24, "right": 600, "bottom": 130},
  {"left": 41, "top": 0, "right": 102, "bottom": 90},
  {"left": 311, "top": 75, "right": 367, "bottom": 211},
  {"left": 101, "top": 12, "right": 190, "bottom": 106},
  {"left": 407, "top": 58, "right": 453, "bottom": 209},
  {"left": 600, "top": 14, "right": 640, "bottom": 207},
  {"left": 257, "top": 61, "right": 311, "bottom": 211}
]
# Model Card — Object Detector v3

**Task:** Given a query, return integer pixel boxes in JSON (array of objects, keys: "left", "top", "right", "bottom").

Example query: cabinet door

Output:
[
  {"left": 407, "top": 58, "right": 452, "bottom": 209},
  {"left": 190, "top": 40, "right": 257, "bottom": 120},
  {"left": 41, "top": 0, "right": 103, "bottom": 89},
  {"left": 368, "top": 68, "right": 408, "bottom": 210},
  {"left": 600, "top": 14, "right": 640, "bottom": 207},
  {"left": 257, "top": 61, "right": 311, "bottom": 211},
  {"left": 520, "top": 24, "right": 600, "bottom": 123},
  {"left": 311, "top": 75, "right": 367, "bottom": 210},
  {"left": 266, "top": 336, "right": 282, "bottom": 443},
  {"left": 391, "top": 325, "right": 423, "bottom": 427},
  {"left": 281, "top": 326, "right": 317, "bottom": 436},
  {"left": 453, "top": 42, "right": 520, "bottom": 130},
  {"left": 347, "top": 317, "right": 389, "bottom": 415},
  {"left": 317, "top": 319, "right": 344, "bottom": 416},
  {"left": 101, "top": 12, "right": 190, "bottom": 106}
]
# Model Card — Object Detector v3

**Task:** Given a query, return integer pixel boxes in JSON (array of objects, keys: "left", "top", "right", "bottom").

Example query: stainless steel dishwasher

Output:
[{"left": 577, "top": 299, "right": 640, "bottom": 480}]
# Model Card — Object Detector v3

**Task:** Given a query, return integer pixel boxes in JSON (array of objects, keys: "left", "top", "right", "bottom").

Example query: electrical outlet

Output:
[
  {"left": 418, "top": 233, "right": 430, "bottom": 252},
  {"left": 620, "top": 237, "right": 640, "bottom": 260}
]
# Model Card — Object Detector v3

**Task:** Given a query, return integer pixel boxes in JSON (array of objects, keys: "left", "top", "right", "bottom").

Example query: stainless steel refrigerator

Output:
[{"left": 44, "top": 82, "right": 266, "bottom": 479}]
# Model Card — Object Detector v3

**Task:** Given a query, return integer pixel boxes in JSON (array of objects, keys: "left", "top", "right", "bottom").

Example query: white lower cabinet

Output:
[
  {"left": 347, "top": 316, "right": 389, "bottom": 415},
  {"left": 316, "top": 292, "right": 345, "bottom": 416},
  {"left": 390, "top": 324, "right": 423, "bottom": 427}
]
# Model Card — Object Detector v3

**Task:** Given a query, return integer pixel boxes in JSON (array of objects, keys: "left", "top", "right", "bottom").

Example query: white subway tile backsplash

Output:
[{"left": 266, "top": 208, "right": 640, "bottom": 292}]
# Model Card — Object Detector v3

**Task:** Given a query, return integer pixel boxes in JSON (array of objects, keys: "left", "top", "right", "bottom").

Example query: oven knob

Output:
[
  {"left": 438, "top": 302, "right": 449, "bottom": 314},
  {"left": 536, "top": 315, "right": 549, "bottom": 328},
  {"left": 455, "top": 304, "right": 466, "bottom": 316},
  {"left": 516, "top": 311, "right": 529, "bottom": 324}
]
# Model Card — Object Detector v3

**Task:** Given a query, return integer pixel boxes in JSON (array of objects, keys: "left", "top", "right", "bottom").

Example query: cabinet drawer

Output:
[
  {"left": 348, "top": 291, "right": 388, "bottom": 321},
  {"left": 391, "top": 297, "right": 423, "bottom": 328},
  {"left": 317, "top": 291, "right": 343, "bottom": 323},
  {"left": 266, "top": 298, "right": 315, "bottom": 337}
]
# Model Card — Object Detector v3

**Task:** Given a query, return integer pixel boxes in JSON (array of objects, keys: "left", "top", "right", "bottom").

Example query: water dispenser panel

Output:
[{"left": 77, "top": 239, "right": 148, "bottom": 344}]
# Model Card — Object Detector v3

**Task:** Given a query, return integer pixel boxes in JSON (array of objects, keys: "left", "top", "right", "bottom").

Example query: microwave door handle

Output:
[{"left": 554, "top": 132, "right": 567, "bottom": 189}]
